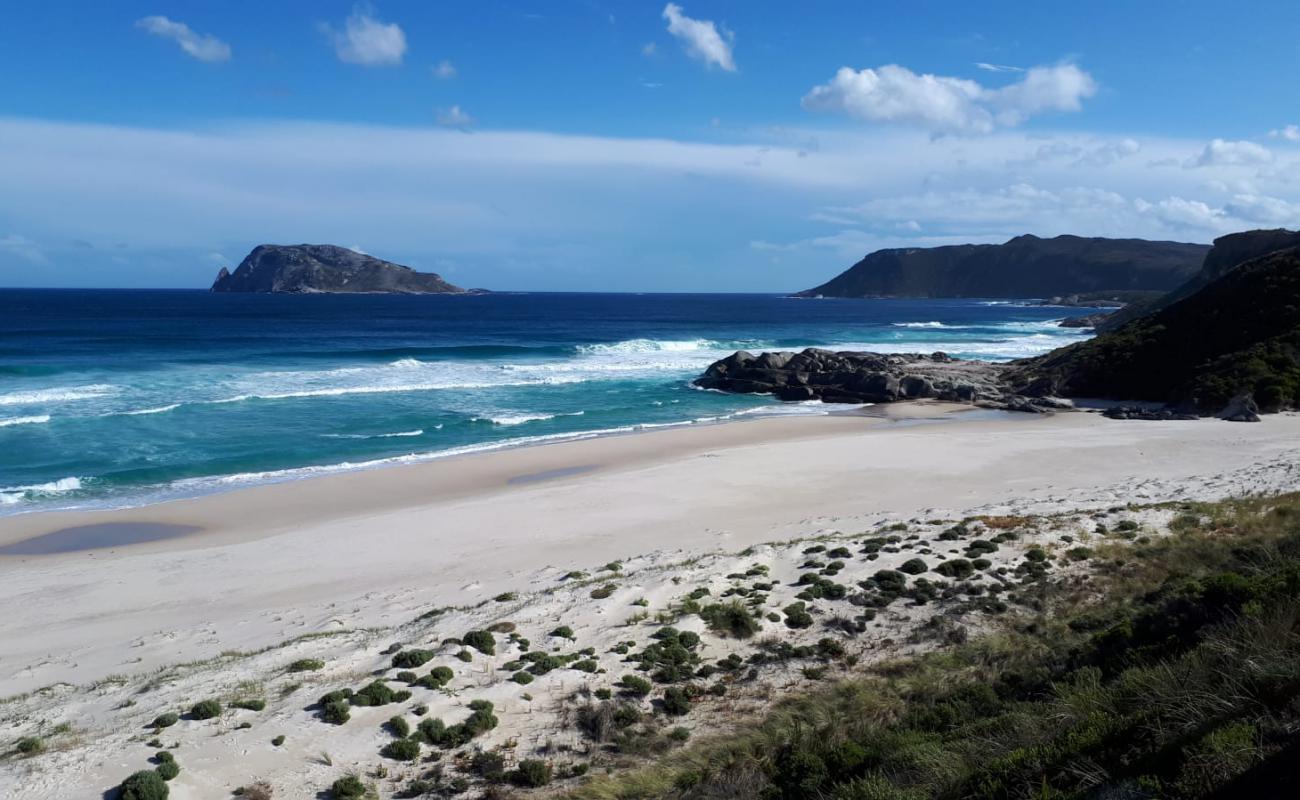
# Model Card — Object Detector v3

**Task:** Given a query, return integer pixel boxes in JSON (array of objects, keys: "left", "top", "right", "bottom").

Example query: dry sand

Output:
[{"left": 2, "top": 407, "right": 1300, "bottom": 798}]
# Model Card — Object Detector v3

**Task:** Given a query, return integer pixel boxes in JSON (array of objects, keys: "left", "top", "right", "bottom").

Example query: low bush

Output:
[
  {"left": 783, "top": 602, "right": 814, "bottom": 629},
  {"left": 699, "top": 601, "right": 762, "bottom": 638},
  {"left": 511, "top": 671, "right": 534, "bottom": 685},
  {"left": 386, "top": 715, "right": 410, "bottom": 737},
  {"left": 350, "top": 680, "right": 395, "bottom": 707},
  {"left": 934, "top": 558, "right": 975, "bottom": 579},
  {"left": 381, "top": 737, "right": 421, "bottom": 761},
  {"left": 462, "top": 630, "right": 496, "bottom": 655},
  {"left": 151, "top": 712, "right": 179, "bottom": 729},
  {"left": 322, "top": 700, "right": 350, "bottom": 725},
  {"left": 287, "top": 658, "right": 324, "bottom": 672},
  {"left": 189, "top": 699, "right": 221, "bottom": 720},
  {"left": 391, "top": 649, "right": 434, "bottom": 669},
  {"left": 512, "top": 758, "right": 553, "bottom": 787},
  {"left": 118, "top": 769, "right": 169, "bottom": 800},
  {"left": 330, "top": 775, "right": 366, "bottom": 799},
  {"left": 590, "top": 583, "right": 616, "bottom": 599},
  {"left": 661, "top": 686, "right": 692, "bottom": 716},
  {"left": 620, "top": 674, "right": 653, "bottom": 696},
  {"left": 155, "top": 760, "right": 180, "bottom": 781},
  {"left": 16, "top": 736, "right": 43, "bottom": 755},
  {"left": 899, "top": 558, "right": 929, "bottom": 575},
  {"left": 550, "top": 625, "right": 575, "bottom": 639},
  {"left": 232, "top": 698, "right": 266, "bottom": 711}
]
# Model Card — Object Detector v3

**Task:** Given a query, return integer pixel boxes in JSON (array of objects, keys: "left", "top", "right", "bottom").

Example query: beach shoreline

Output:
[{"left": 2, "top": 406, "right": 1299, "bottom": 701}]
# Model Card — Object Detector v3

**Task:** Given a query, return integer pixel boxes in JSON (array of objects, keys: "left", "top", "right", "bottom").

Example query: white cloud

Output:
[
  {"left": 1268, "top": 124, "right": 1300, "bottom": 142},
  {"left": 436, "top": 105, "right": 474, "bottom": 128},
  {"left": 1188, "top": 138, "right": 1273, "bottom": 168},
  {"left": 802, "top": 62, "right": 1096, "bottom": 134},
  {"left": 0, "top": 234, "right": 47, "bottom": 264},
  {"left": 642, "top": 42, "right": 657, "bottom": 57},
  {"left": 1222, "top": 193, "right": 1300, "bottom": 225},
  {"left": 325, "top": 8, "right": 406, "bottom": 66},
  {"left": 975, "top": 62, "right": 1022, "bottom": 73},
  {"left": 662, "top": 3, "right": 735, "bottom": 71},
  {"left": 135, "top": 16, "right": 231, "bottom": 63},
  {"left": 432, "top": 60, "right": 456, "bottom": 79}
]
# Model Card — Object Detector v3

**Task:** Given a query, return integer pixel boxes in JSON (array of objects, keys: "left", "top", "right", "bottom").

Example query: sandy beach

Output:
[
  {"left": 4, "top": 406, "right": 1299, "bottom": 697},
  {"left": 4, "top": 407, "right": 1300, "bottom": 798}
]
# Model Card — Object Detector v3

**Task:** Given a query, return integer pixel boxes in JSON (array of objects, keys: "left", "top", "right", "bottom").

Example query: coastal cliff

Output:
[
  {"left": 211, "top": 245, "right": 469, "bottom": 294},
  {"left": 795, "top": 234, "right": 1207, "bottom": 299},
  {"left": 1008, "top": 241, "right": 1300, "bottom": 415}
]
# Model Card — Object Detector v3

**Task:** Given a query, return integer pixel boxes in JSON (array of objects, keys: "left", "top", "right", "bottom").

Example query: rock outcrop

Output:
[
  {"left": 795, "top": 235, "right": 1207, "bottom": 299},
  {"left": 211, "top": 244, "right": 470, "bottom": 294},
  {"left": 694, "top": 348, "right": 1062, "bottom": 412}
]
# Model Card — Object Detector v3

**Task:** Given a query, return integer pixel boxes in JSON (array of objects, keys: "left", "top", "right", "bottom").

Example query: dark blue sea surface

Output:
[{"left": 0, "top": 290, "right": 1099, "bottom": 513}]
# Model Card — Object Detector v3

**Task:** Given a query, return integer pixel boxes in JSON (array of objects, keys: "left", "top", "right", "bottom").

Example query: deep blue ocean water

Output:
[{"left": 0, "top": 290, "right": 1101, "bottom": 514}]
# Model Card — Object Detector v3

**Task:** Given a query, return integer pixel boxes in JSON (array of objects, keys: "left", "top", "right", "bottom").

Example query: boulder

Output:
[{"left": 1218, "top": 393, "right": 1261, "bottom": 423}]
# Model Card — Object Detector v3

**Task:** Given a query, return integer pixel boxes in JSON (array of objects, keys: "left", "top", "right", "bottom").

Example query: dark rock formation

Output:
[
  {"left": 795, "top": 235, "right": 1207, "bottom": 299},
  {"left": 211, "top": 244, "right": 469, "bottom": 294},
  {"left": 1058, "top": 312, "right": 1113, "bottom": 329},
  {"left": 694, "top": 348, "right": 1062, "bottom": 412},
  {"left": 1008, "top": 241, "right": 1300, "bottom": 416}
]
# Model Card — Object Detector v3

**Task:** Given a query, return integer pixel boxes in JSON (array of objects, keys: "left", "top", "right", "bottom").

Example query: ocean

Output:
[{"left": 0, "top": 290, "right": 1101, "bottom": 514}]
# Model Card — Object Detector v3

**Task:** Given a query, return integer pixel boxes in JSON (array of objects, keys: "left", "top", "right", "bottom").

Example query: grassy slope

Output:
[
  {"left": 565, "top": 496, "right": 1300, "bottom": 800},
  {"left": 1010, "top": 246, "right": 1300, "bottom": 411}
]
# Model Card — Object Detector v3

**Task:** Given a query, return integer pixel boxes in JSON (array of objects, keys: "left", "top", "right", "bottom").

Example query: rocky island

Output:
[{"left": 211, "top": 244, "right": 473, "bottom": 294}]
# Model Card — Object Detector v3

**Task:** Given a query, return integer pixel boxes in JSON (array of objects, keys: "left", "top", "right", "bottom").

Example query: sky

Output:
[{"left": 2, "top": 1, "right": 1300, "bottom": 291}]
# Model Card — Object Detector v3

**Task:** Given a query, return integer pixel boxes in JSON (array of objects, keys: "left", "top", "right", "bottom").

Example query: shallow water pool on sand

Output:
[{"left": 0, "top": 521, "right": 203, "bottom": 555}]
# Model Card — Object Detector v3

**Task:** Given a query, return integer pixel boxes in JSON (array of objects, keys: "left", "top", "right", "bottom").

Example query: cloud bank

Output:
[{"left": 803, "top": 63, "right": 1096, "bottom": 133}]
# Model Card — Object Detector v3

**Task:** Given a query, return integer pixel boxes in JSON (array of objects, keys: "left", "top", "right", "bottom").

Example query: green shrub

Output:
[
  {"left": 16, "top": 736, "right": 44, "bottom": 755},
  {"left": 287, "top": 658, "right": 324, "bottom": 672},
  {"left": 350, "top": 680, "right": 395, "bottom": 707},
  {"left": 590, "top": 583, "right": 616, "bottom": 599},
  {"left": 151, "top": 712, "right": 179, "bottom": 729},
  {"left": 462, "top": 630, "right": 496, "bottom": 655},
  {"left": 934, "top": 558, "right": 975, "bottom": 579},
  {"left": 189, "top": 699, "right": 222, "bottom": 720},
  {"left": 511, "top": 671, "right": 535, "bottom": 685},
  {"left": 322, "top": 700, "right": 350, "bottom": 725},
  {"left": 512, "top": 759, "right": 553, "bottom": 787},
  {"left": 550, "top": 625, "right": 575, "bottom": 639},
  {"left": 271, "top": 735, "right": 285, "bottom": 746},
  {"left": 661, "top": 686, "right": 692, "bottom": 716},
  {"left": 232, "top": 698, "right": 266, "bottom": 711},
  {"left": 899, "top": 558, "right": 928, "bottom": 575},
  {"left": 494, "top": 591, "right": 517, "bottom": 602},
  {"left": 118, "top": 770, "right": 169, "bottom": 800},
  {"left": 155, "top": 760, "right": 180, "bottom": 781},
  {"left": 414, "top": 717, "right": 446, "bottom": 745},
  {"left": 154, "top": 751, "right": 174, "bottom": 764},
  {"left": 621, "top": 674, "right": 653, "bottom": 696},
  {"left": 470, "top": 749, "right": 507, "bottom": 781},
  {"left": 391, "top": 649, "right": 434, "bottom": 669},
  {"left": 381, "top": 737, "right": 420, "bottom": 761},
  {"left": 387, "top": 715, "right": 410, "bottom": 737},
  {"left": 783, "top": 602, "right": 814, "bottom": 629},
  {"left": 700, "top": 601, "right": 762, "bottom": 638},
  {"left": 972, "top": 558, "right": 993, "bottom": 570},
  {"left": 331, "top": 774, "right": 366, "bottom": 798}
]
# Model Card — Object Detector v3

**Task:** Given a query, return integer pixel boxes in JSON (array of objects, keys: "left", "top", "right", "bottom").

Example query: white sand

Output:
[{"left": 2, "top": 408, "right": 1299, "bottom": 798}]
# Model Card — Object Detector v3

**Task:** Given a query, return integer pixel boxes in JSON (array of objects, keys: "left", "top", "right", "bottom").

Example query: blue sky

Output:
[{"left": 2, "top": 1, "right": 1299, "bottom": 290}]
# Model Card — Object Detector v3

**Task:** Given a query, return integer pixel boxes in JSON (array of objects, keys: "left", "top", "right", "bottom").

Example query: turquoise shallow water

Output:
[{"left": 0, "top": 290, "right": 1100, "bottom": 514}]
